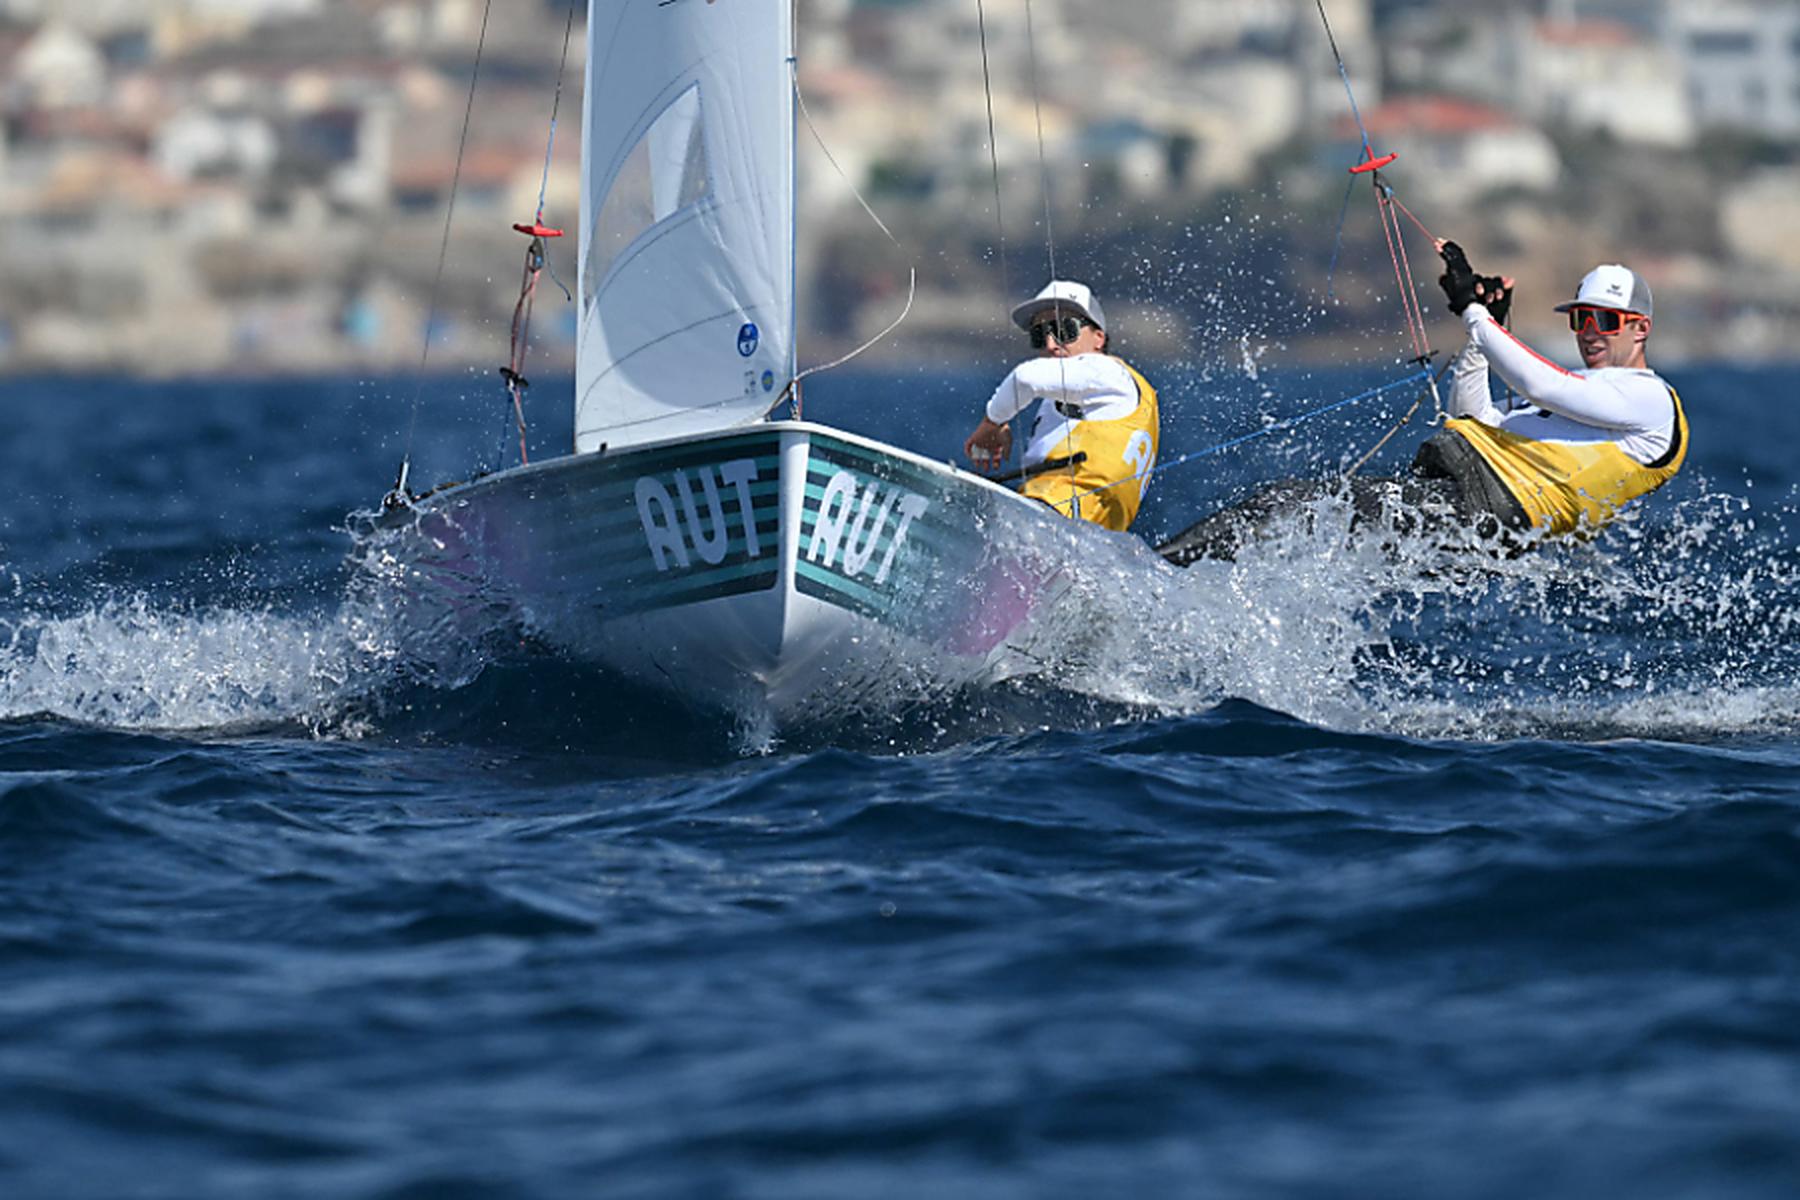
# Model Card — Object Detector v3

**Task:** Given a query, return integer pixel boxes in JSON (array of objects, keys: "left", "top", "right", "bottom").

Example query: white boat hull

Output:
[{"left": 360, "top": 421, "right": 1149, "bottom": 720}]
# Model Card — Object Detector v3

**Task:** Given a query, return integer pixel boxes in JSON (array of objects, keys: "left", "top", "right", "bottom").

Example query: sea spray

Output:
[
  {"left": 1024, "top": 482, "right": 1800, "bottom": 743},
  {"left": 0, "top": 595, "right": 370, "bottom": 732},
  {"left": 6, "top": 478, "right": 1798, "bottom": 752}
]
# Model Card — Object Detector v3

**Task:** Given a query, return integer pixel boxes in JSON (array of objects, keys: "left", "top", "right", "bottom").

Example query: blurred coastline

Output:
[{"left": 1, "top": 0, "right": 1797, "bottom": 378}]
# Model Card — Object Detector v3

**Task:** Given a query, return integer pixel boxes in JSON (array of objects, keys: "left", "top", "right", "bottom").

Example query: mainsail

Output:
[{"left": 576, "top": 0, "right": 796, "bottom": 454}]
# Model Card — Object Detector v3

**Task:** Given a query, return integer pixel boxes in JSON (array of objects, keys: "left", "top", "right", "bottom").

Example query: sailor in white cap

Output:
[
  {"left": 1156, "top": 248, "right": 1688, "bottom": 564},
  {"left": 963, "top": 280, "right": 1161, "bottom": 532},
  {"left": 1411, "top": 242, "right": 1687, "bottom": 537}
]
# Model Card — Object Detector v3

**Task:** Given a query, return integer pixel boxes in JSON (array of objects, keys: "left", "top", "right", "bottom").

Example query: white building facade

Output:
[{"left": 1671, "top": 0, "right": 1800, "bottom": 138}]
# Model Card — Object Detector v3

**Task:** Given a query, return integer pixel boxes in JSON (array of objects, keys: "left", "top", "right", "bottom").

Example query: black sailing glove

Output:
[
  {"left": 1437, "top": 241, "right": 1478, "bottom": 315},
  {"left": 1475, "top": 274, "right": 1512, "bottom": 324}
]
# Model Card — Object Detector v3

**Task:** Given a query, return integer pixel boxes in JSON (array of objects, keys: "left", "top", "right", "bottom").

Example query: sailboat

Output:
[{"left": 363, "top": 0, "right": 1161, "bottom": 720}]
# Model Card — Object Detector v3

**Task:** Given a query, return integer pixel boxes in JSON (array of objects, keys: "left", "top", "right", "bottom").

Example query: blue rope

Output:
[
  {"left": 1316, "top": 0, "right": 1373, "bottom": 155},
  {"left": 534, "top": 4, "right": 577, "bottom": 225},
  {"left": 534, "top": 119, "right": 559, "bottom": 224},
  {"left": 1323, "top": 171, "right": 1357, "bottom": 302},
  {"left": 1318, "top": 0, "right": 1376, "bottom": 302},
  {"left": 1056, "top": 367, "right": 1435, "bottom": 505},
  {"left": 530, "top": 3, "right": 577, "bottom": 307},
  {"left": 1165, "top": 368, "right": 1432, "bottom": 469},
  {"left": 544, "top": 258, "right": 573, "bottom": 304}
]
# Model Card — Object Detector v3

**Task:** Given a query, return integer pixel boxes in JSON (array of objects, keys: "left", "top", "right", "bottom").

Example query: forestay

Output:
[{"left": 576, "top": 0, "right": 796, "bottom": 454}]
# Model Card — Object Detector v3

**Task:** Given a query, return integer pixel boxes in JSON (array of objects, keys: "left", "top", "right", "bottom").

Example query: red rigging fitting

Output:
[{"left": 1349, "top": 148, "right": 1398, "bottom": 175}]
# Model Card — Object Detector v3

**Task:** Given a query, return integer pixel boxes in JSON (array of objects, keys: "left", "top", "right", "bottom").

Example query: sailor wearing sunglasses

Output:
[
  {"left": 1416, "top": 242, "right": 1687, "bottom": 538},
  {"left": 963, "top": 280, "right": 1161, "bottom": 532}
]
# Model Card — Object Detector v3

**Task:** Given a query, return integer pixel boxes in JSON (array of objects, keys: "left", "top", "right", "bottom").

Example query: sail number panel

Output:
[
  {"left": 796, "top": 438, "right": 952, "bottom": 621},
  {"left": 623, "top": 432, "right": 782, "bottom": 611}
]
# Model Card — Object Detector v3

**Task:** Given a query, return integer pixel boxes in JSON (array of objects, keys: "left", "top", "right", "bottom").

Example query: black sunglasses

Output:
[{"left": 1028, "top": 315, "right": 1090, "bottom": 349}]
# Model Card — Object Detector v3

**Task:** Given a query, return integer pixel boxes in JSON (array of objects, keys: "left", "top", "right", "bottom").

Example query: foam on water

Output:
[{"left": 2, "top": 482, "right": 1796, "bottom": 748}]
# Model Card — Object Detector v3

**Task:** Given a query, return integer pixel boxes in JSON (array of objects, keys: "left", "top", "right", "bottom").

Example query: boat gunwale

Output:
[{"left": 382, "top": 419, "right": 1047, "bottom": 519}]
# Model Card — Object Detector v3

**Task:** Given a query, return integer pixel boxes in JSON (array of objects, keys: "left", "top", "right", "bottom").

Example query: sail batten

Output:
[{"left": 576, "top": 0, "right": 795, "bottom": 454}]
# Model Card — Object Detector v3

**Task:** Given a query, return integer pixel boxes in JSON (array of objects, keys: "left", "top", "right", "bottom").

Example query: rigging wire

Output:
[
  {"left": 1376, "top": 182, "right": 1431, "bottom": 361},
  {"left": 501, "top": 237, "right": 550, "bottom": 466},
  {"left": 1315, "top": 0, "right": 1431, "bottom": 358},
  {"left": 1343, "top": 357, "right": 1453, "bottom": 478},
  {"left": 1020, "top": 0, "right": 1059, "bottom": 290},
  {"left": 1061, "top": 368, "right": 1436, "bottom": 507},
  {"left": 1386, "top": 190, "right": 1438, "bottom": 245},
  {"left": 497, "top": 1, "right": 581, "bottom": 469},
  {"left": 779, "top": 70, "right": 918, "bottom": 405},
  {"left": 973, "top": 0, "right": 1010, "bottom": 297},
  {"left": 1019, "top": 0, "right": 1082, "bottom": 520},
  {"left": 1315, "top": 0, "right": 1373, "bottom": 157},
  {"left": 1312, "top": 0, "right": 1438, "bottom": 375},
  {"left": 533, "top": 2, "right": 580, "bottom": 235},
  {"left": 388, "top": 0, "right": 496, "bottom": 505},
  {"left": 1311, "top": 0, "right": 1472, "bottom": 472},
  {"left": 1322, "top": 171, "right": 1358, "bottom": 302}
]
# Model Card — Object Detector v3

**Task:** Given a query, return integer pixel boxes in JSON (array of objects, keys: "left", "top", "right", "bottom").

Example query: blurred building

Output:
[
  {"left": 10, "top": 21, "right": 108, "bottom": 110},
  {"left": 1336, "top": 95, "right": 1561, "bottom": 208},
  {"left": 0, "top": 0, "right": 1797, "bottom": 372},
  {"left": 1670, "top": 0, "right": 1800, "bottom": 139},
  {"left": 1521, "top": 15, "right": 1694, "bottom": 147}
]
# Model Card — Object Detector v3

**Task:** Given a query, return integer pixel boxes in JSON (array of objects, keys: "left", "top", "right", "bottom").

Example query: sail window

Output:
[{"left": 585, "top": 83, "right": 710, "bottom": 306}]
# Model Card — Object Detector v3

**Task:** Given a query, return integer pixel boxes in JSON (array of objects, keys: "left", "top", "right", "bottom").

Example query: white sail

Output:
[{"left": 576, "top": 0, "right": 796, "bottom": 453}]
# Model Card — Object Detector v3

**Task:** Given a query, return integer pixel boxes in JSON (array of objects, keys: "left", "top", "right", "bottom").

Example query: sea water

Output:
[{"left": 3, "top": 365, "right": 1799, "bottom": 1198}]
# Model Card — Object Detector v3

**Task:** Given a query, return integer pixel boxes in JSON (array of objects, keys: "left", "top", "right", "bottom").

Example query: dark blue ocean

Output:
[{"left": 5, "top": 361, "right": 1800, "bottom": 1198}]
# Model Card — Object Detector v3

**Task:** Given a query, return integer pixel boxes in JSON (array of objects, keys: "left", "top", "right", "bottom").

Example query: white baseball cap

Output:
[
  {"left": 1011, "top": 280, "right": 1107, "bottom": 332},
  {"left": 1553, "top": 264, "right": 1653, "bottom": 318}
]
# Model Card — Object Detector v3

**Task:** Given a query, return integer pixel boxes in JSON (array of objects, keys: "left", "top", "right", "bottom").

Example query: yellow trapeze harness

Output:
[
  {"left": 1021, "top": 359, "right": 1160, "bottom": 532},
  {"left": 1444, "top": 384, "right": 1686, "bottom": 536}
]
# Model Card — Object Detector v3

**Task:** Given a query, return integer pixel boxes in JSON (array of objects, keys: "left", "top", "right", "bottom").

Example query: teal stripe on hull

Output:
[
  {"left": 794, "top": 560, "right": 891, "bottom": 620},
  {"left": 807, "top": 435, "right": 941, "bottom": 480},
  {"left": 526, "top": 444, "right": 786, "bottom": 604},
  {"left": 606, "top": 565, "right": 780, "bottom": 616},
  {"left": 525, "top": 465, "right": 781, "bottom": 528},
  {"left": 794, "top": 450, "right": 965, "bottom": 607},
  {"left": 556, "top": 513, "right": 783, "bottom": 577},
  {"left": 531, "top": 432, "right": 786, "bottom": 617},
  {"left": 608, "top": 433, "right": 781, "bottom": 472}
]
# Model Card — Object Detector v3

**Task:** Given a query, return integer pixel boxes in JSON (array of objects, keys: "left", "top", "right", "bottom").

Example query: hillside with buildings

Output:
[{"left": 0, "top": 0, "right": 1797, "bottom": 376}]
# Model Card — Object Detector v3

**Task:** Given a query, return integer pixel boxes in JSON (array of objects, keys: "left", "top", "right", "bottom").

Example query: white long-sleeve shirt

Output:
[
  {"left": 986, "top": 354, "right": 1141, "bottom": 467},
  {"left": 1447, "top": 304, "right": 1678, "bottom": 465}
]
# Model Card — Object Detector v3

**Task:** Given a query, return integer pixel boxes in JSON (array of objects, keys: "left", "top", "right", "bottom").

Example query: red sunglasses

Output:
[{"left": 1567, "top": 306, "right": 1646, "bottom": 336}]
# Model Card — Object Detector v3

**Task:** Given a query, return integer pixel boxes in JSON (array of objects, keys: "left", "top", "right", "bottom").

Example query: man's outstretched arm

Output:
[{"left": 1464, "top": 308, "right": 1667, "bottom": 431}]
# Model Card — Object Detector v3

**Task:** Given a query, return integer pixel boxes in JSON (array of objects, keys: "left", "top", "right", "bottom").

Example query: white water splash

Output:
[
  {"left": 5, "top": 485, "right": 1796, "bottom": 748},
  {"left": 1034, "top": 486, "right": 1800, "bottom": 742},
  {"left": 0, "top": 596, "right": 391, "bottom": 733}
]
